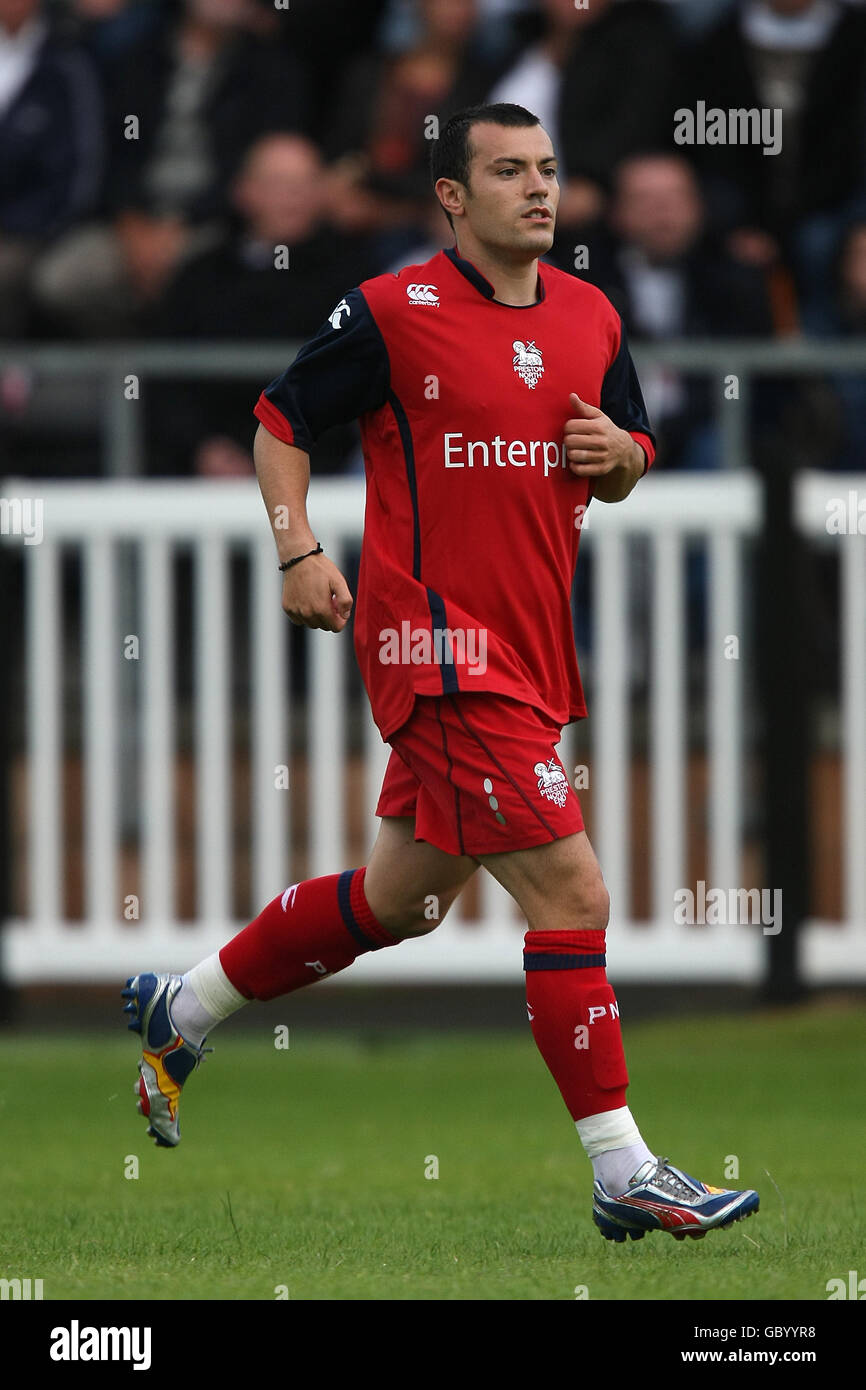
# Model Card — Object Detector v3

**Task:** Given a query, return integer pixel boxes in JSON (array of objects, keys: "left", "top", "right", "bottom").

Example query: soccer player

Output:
[{"left": 123, "top": 103, "right": 759, "bottom": 1243}]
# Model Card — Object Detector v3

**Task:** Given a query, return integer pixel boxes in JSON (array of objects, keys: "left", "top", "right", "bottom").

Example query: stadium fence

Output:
[{"left": 1, "top": 341, "right": 864, "bottom": 986}]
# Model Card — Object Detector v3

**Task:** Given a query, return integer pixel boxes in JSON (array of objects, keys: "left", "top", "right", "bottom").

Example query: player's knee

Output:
[
  {"left": 569, "top": 871, "right": 610, "bottom": 933},
  {"left": 528, "top": 864, "right": 609, "bottom": 932},
  {"left": 378, "top": 886, "right": 456, "bottom": 940}
]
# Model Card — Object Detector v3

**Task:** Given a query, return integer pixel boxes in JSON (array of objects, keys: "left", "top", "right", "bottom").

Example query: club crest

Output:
[
  {"left": 534, "top": 758, "right": 569, "bottom": 807},
  {"left": 512, "top": 339, "right": 544, "bottom": 389}
]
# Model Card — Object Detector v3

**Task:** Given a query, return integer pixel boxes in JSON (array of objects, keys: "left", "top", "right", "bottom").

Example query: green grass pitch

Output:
[{"left": 1, "top": 1003, "right": 862, "bottom": 1300}]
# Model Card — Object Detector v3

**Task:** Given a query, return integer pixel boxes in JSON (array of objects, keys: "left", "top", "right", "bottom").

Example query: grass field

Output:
[{"left": 1, "top": 1002, "right": 863, "bottom": 1301}]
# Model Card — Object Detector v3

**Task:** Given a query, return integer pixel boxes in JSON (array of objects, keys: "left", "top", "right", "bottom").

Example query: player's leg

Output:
[
  {"left": 122, "top": 811, "right": 478, "bottom": 1146},
  {"left": 476, "top": 828, "right": 653, "bottom": 1192},
  {"left": 363, "top": 813, "right": 479, "bottom": 937},
  {"left": 363, "top": 690, "right": 651, "bottom": 1193},
  {"left": 189, "top": 813, "right": 474, "bottom": 1009},
  {"left": 478, "top": 830, "right": 758, "bottom": 1240},
  {"left": 478, "top": 825, "right": 610, "bottom": 931}
]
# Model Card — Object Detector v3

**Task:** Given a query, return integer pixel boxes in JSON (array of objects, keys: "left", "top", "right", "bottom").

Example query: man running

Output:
[{"left": 124, "top": 103, "right": 758, "bottom": 1244}]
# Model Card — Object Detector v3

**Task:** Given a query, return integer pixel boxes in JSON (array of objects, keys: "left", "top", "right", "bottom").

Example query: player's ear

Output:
[{"left": 435, "top": 177, "right": 465, "bottom": 222}]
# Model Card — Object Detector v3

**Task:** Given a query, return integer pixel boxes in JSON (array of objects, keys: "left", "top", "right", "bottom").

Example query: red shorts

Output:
[{"left": 375, "top": 691, "right": 584, "bottom": 857}]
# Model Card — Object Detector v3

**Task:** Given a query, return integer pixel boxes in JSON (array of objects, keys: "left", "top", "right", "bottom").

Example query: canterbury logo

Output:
[
  {"left": 328, "top": 298, "right": 351, "bottom": 329},
  {"left": 407, "top": 283, "right": 439, "bottom": 306}
]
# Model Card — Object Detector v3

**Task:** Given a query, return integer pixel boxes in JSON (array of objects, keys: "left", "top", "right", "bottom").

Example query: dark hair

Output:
[{"left": 430, "top": 102, "right": 541, "bottom": 229}]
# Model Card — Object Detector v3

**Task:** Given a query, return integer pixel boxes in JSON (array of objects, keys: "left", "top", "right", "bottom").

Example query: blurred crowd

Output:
[{"left": 2, "top": 0, "right": 866, "bottom": 479}]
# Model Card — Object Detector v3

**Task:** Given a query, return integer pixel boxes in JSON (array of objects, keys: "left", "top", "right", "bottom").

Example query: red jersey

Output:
[{"left": 254, "top": 247, "right": 655, "bottom": 741}]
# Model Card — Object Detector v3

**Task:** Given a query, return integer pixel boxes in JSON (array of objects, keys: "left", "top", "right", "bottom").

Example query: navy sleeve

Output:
[
  {"left": 254, "top": 288, "right": 390, "bottom": 451},
  {"left": 600, "top": 317, "right": 656, "bottom": 472}
]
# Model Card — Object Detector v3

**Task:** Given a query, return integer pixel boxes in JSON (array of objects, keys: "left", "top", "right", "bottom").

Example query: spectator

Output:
[
  {"left": 584, "top": 152, "right": 773, "bottom": 470},
  {"left": 658, "top": 0, "right": 736, "bottom": 37},
  {"left": 268, "top": 0, "right": 390, "bottom": 133},
  {"left": 380, "top": 0, "right": 525, "bottom": 61},
  {"left": 485, "top": 0, "right": 596, "bottom": 208},
  {"left": 557, "top": 0, "right": 678, "bottom": 225},
  {"left": 571, "top": 150, "right": 773, "bottom": 671},
  {"left": 486, "top": 0, "right": 678, "bottom": 257},
  {"left": 145, "top": 133, "right": 374, "bottom": 477},
  {"left": 756, "top": 215, "right": 866, "bottom": 693},
  {"left": 323, "top": 0, "right": 515, "bottom": 263},
  {"left": 31, "top": 0, "right": 310, "bottom": 335},
  {"left": 69, "top": 0, "right": 168, "bottom": 67},
  {"left": 813, "top": 219, "right": 866, "bottom": 469},
  {"left": 0, "top": 0, "right": 104, "bottom": 336},
  {"left": 680, "top": 0, "right": 866, "bottom": 316},
  {"left": 833, "top": 221, "right": 866, "bottom": 337}
]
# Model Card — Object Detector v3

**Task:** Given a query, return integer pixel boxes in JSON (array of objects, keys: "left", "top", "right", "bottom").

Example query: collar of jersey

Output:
[{"left": 443, "top": 246, "right": 546, "bottom": 306}]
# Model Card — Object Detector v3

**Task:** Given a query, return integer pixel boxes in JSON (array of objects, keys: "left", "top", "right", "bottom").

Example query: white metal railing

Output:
[{"left": 1, "top": 472, "right": 864, "bottom": 985}]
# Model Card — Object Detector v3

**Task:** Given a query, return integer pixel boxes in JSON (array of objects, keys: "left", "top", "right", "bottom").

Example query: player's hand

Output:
[
  {"left": 281, "top": 553, "right": 354, "bottom": 633},
  {"left": 564, "top": 393, "right": 645, "bottom": 500},
  {"left": 564, "top": 394, "right": 635, "bottom": 475}
]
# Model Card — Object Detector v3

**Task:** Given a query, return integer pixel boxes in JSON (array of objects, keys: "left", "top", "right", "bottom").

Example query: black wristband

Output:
[{"left": 278, "top": 542, "right": 323, "bottom": 573}]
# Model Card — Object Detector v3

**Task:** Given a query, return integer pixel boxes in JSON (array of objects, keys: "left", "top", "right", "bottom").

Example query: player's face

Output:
[{"left": 460, "top": 123, "right": 559, "bottom": 259}]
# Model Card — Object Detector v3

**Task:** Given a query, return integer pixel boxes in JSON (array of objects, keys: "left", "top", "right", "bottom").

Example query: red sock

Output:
[
  {"left": 524, "top": 929, "right": 629, "bottom": 1121},
  {"left": 220, "top": 866, "right": 397, "bottom": 1001}
]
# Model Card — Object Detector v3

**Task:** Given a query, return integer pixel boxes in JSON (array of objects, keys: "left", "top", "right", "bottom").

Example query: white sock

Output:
[
  {"left": 171, "top": 952, "right": 249, "bottom": 1047},
  {"left": 575, "top": 1105, "right": 656, "bottom": 1196}
]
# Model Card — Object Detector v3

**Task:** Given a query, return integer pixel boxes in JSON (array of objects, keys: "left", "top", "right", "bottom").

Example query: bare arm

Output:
[{"left": 253, "top": 422, "right": 354, "bottom": 632}]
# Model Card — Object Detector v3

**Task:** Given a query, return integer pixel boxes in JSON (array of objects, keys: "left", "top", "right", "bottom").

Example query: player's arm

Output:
[
  {"left": 253, "top": 424, "right": 353, "bottom": 633},
  {"left": 251, "top": 286, "right": 391, "bottom": 632}
]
